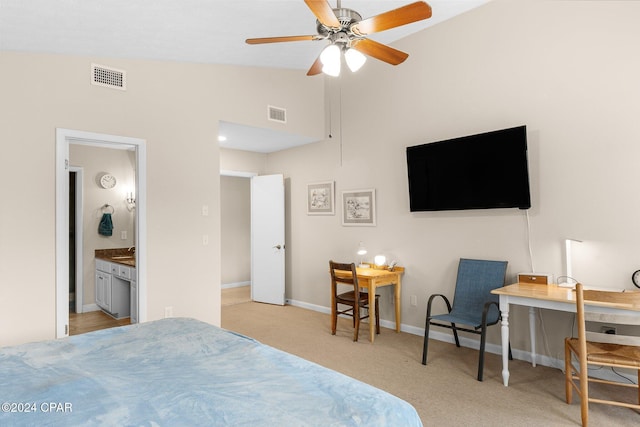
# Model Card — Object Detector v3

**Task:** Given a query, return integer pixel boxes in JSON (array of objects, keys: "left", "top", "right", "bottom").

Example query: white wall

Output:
[
  {"left": 220, "top": 175, "right": 251, "bottom": 285},
  {"left": 0, "top": 52, "right": 324, "bottom": 346},
  {"left": 265, "top": 0, "right": 640, "bottom": 363}
]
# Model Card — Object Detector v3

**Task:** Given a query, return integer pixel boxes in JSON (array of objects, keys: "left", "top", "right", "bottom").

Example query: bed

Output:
[{"left": 0, "top": 317, "right": 423, "bottom": 426}]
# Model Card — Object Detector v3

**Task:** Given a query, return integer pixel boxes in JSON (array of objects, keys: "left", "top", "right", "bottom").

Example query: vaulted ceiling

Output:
[{"left": 0, "top": 0, "right": 488, "bottom": 152}]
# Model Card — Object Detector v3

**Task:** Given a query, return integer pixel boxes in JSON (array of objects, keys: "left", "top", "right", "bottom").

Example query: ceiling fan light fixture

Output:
[
  {"left": 320, "top": 43, "right": 341, "bottom": 76},
  {"left": 344, "top": 48, "right": 366, "bottom": 72}
]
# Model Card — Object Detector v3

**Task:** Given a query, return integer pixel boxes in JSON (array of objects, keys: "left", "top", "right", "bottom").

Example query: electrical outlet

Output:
[
  {"left": 202, "top": 234, "right": 209, "bottom": 245},
  {"left": 164, "top": 306, "right": 173, "bottom": 318},
  {"left": 410, "top": 295, "right": 418, "bottom": 307},
  {"left": 601, "top": 326, "right": 616, "bottom": 334},
  {"left": 120, "top": 230, "right": 127, "bottom": 240}
]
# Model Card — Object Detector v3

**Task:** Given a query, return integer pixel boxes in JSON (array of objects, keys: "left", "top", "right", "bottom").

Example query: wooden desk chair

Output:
[
  {"left": 329, "top": 261, "right": 380, "bottom": 342},
  {"left": 565, "top": 283, "right": 640, "bottom": 427},
  {"left": 422, "top": 258, "right": 509, "bottom": 381}
]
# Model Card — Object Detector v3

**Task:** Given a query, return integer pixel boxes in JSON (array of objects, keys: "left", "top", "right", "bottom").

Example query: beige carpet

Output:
[
  {"left": 221, "top": 285, "right": 251, "bottom": 306},
  {"left": 222, "top": 301, "right": 639, "bottom": 426}
]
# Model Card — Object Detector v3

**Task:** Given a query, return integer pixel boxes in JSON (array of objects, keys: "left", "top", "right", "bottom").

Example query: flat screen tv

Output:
[{"left": 406, "top": 125, "right": 531, "bottom": 212}]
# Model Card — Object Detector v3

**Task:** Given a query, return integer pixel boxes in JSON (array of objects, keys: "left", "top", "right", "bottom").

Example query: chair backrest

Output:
[
  {"left": 450, "top": 258, "right": 508, "bottom": 323},
  {"left": 576, "top": 284, "right": 640, "bottom": 347},
  {"left": 329, "top": 260, "right": 359, "bottom": 302}
]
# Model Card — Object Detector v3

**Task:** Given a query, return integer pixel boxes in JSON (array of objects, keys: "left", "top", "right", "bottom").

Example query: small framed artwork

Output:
[
  {"left": 307, "top": 181, "right": 335, "bottom": 215},
  {"left": 341, "top": 189, "right": 376, "bottom": 226}
]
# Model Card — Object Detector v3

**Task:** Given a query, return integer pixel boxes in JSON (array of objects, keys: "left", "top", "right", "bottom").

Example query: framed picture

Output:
[
  {"left": 341, "top": 189, "right": 376, "bottom": 226},
  {"left": 307, "top": 181, "right": 335, "bottom": 215}
]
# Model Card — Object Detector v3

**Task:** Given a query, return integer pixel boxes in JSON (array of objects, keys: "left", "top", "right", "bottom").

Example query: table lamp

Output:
[
  {"left": 374, "top": 255, "right": 386, "bottom": 268},
  {"left": 559, "top": 238, "right": 582, "bottom": 288},
  {"left": 357, "top": 242, "right": 368, "bottom": 268}
]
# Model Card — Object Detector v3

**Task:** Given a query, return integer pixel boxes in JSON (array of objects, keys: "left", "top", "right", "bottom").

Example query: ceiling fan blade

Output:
[
  {"left": 246, "top": 35, "right": 319, "bottom": 45},
  {"left": 351, "top": 1, "right": 432, "bottom": 36},
  {"left": 351, "top": 38, "right": 409, "bottom": 65},
  {"left": 307, "top": 55, "right": 323, "bottom": 76},
  {"left": 304, "top": 0, "right": 341, "bottom": 29}
]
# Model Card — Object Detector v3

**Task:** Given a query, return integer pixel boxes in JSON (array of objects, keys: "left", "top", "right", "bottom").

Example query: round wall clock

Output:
[
  {"left": 632, "top": 270, "right": 640, "bottom": 289},
  {"left": 99, "top": 173, "right": 116, "bottom": 189}
]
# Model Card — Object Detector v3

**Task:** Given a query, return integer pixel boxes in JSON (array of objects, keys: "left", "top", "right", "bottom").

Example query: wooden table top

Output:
[{"left": 492, "top": 283, "right": 640, "bottom": 310}]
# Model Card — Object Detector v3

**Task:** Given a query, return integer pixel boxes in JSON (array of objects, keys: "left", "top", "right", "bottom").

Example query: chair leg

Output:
[
  {"left": 477, "top": 326, "right": 488, "bottom": 382},
  {"left": 353, "top": 304, "right": 360, "bottom": 342},
  {"left": 422, "top": 319, "right": 431, "bottom": 365},
  {"left": 331, "top": 303, "right": 337, "bottom": 335},
  {"left": 451, "top": 323, "right": 460, "bottom": 348},
  {"left": 564, "top": 339, "right": 573, "bottom": 404}
]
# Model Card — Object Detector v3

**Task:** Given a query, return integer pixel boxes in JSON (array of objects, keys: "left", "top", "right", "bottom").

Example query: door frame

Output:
[
  {"left": 69, "top": 166, "right": 84, "bottom": 314},
  {"left": 56, "top": 128, "right": 147, "bottom": 338}
]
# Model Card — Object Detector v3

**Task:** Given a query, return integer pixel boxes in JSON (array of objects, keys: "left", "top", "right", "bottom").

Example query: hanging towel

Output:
[{"left": 98, "top": 213, "right": 113, "bottom": 236}]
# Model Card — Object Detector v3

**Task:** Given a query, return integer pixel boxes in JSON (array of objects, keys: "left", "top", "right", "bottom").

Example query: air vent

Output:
[
  {"left": 91, "top": 64, "right": 126, "bottom": 90},
  {"left": 268, "top": 105, "right": 287, "bottom": 123}
]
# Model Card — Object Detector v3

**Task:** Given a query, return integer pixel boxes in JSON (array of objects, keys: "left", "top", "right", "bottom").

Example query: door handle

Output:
[{"left": 273, "top": 244, "right": 284, "bottom": 250}]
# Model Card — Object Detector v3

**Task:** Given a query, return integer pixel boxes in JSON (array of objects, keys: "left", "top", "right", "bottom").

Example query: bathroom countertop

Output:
[{"left": 95, "top": 248, "right": 136, "bottom": 267}]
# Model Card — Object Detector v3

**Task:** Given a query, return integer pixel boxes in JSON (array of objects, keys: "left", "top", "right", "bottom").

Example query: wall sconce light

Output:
[
  {"left": 126, "top": 191, "right": 136, "bottom": 211},
  {"left": 356, "top": 241, "right": 368, "bottom": 268},
  {"left": 559, "top": 238, "right": 582, "bottom": 287}
]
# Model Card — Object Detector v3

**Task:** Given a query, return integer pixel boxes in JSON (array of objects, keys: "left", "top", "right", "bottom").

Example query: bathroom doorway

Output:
[{"left": 56, "top": 128, "right": 147, "bottom": 338}]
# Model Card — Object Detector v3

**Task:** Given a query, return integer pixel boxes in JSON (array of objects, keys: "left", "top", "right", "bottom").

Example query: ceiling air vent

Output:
[
  {"left": 268, "top": 105, "right": 287, "bottom": 123},
  {"left": 91, "top": 63, "right": 126, "bottom": 90}
]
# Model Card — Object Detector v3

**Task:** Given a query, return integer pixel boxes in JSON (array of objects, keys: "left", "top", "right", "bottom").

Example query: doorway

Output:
[
  {"left": 56, "top": 128, "right": 147, "bottom": 338},
  {"left": 220, "top": 172, "right": 254, "bottom": 305}
]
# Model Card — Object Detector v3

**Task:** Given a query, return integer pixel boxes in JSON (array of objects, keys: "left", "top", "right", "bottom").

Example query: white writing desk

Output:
[{"left": 491, "top": 282, "right": 640, "bottom": 386}]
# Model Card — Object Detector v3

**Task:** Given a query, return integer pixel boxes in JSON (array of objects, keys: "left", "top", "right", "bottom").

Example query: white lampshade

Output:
[
  {"left": 344, "top": 48, "right": 366, "bottom": 72},
  {"left": 320, "top": 44, "right": 341, "bottom": 77},
  {"left": 559, "top": 238, "right": 583, "bottom": 287},
  {"left": 374, "top": 255, "right": 386, "bottom": 266},
  {"left": 356, "top": 241, "right": 367, "bottom": 256}
]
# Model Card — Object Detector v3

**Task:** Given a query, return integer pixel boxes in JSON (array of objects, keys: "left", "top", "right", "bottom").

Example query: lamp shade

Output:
[
  {"left": 345, "top": 48, "right": 366, "bottom": 72},
  {"left": 320, "top": 44, "right": 341, "bottom": 77},
  {"left": 356, "top": 241, "right": 367, "bottom": 256}
]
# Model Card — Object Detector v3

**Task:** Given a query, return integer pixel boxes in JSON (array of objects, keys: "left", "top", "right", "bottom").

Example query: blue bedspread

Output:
[{"left": 0, "top": 318, "right": 423, "bottom": 426}]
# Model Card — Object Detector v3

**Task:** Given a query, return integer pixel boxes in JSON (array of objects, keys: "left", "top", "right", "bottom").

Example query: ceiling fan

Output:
[{"left": 246, "top": 0, "right": 432, "bottom": 76}]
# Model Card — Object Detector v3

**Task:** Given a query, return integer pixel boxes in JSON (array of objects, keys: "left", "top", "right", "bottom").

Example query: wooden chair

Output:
[
  {"left": 564, "top": 283, "right": 640, "bottom": 427},
  {"left": 329, "top": 261, "right": 380, "bottom": 342},
  {"left": 422, "top": 258, "right": 509, "bottom": 381}
]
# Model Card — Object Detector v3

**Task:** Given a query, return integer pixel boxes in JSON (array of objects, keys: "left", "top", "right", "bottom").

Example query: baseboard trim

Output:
[
  {"left": 82, "top": 303, "right": 100, "bottom": 313},
  {"left": 222, "top": 281, "right": 251, "bottom": 290},
  {"left": 285, "top": 298, "right": 637, "bottom": 384}
]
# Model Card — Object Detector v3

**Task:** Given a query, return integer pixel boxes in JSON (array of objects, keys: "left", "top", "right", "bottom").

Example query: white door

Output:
[{"left": 251, "top": 174, "right": 285, "bottom": 305}]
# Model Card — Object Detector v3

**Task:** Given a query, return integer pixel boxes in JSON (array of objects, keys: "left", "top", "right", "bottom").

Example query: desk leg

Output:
[
  {"left": 369, "top": 282, "right": 376, "bottom": 343},
  {"left": 529, "top": 306, "right": 537, "bottom": 367},
  {"left": 499, "top": 296, "right": 510, "bottom": 386},
  {"left": 394, "top": 278, "right": 401, "bottom": 333}
]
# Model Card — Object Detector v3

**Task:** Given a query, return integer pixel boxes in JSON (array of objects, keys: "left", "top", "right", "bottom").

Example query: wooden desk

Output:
[
  {"left": 333, "top": 267, "right": 404, "bottom": 343},
  {"left": 491, "top": 282, "right": 640, "bottom": 386}
]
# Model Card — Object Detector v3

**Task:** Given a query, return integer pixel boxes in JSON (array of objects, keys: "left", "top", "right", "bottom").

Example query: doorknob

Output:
[{"left": 273, "top": 244, "right": 283, "bottom": 250}]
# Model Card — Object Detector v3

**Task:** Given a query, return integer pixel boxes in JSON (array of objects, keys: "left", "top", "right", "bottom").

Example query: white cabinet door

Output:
[
  {"left": 130, "top": 280, "right": 138, "bottom": 324},
  {"left": 95, "top": 271, "right": 112, "bottom": 311},
  {"left": 103, "top": 275, "right": 112, "bottom": 312},
  {"left": 95, "top": 272, "right": 104, "bottom": 308}
]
